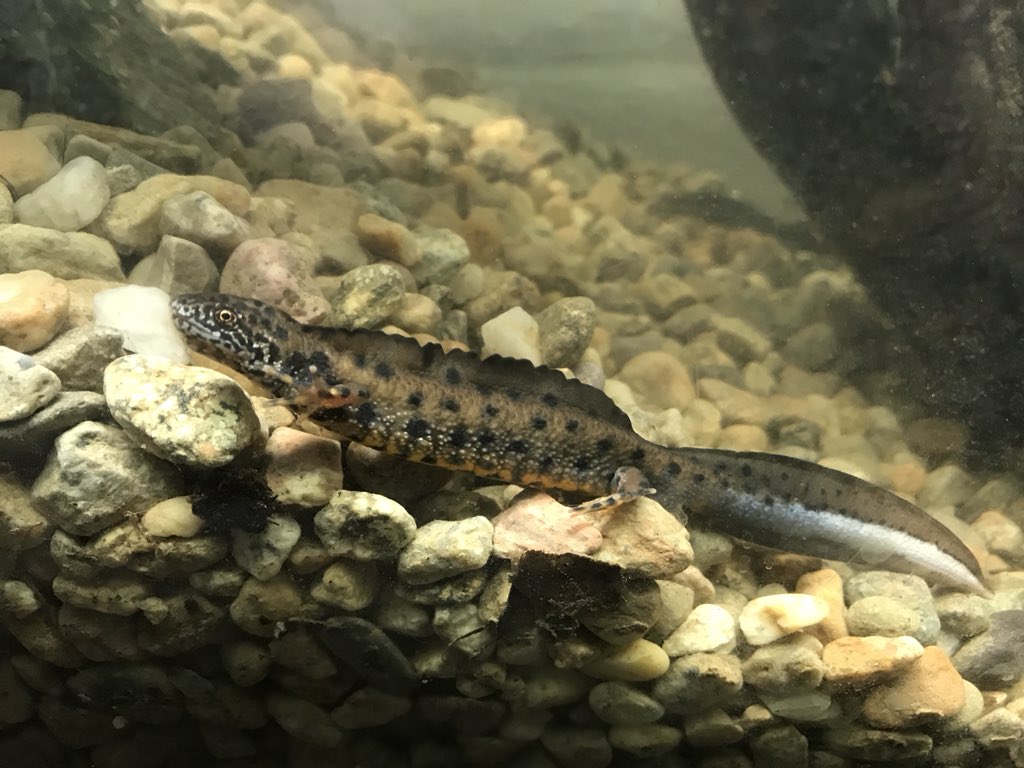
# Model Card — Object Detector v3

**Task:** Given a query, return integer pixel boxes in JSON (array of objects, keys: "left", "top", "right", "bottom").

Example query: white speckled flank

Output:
[{"left": 719, "top": 490, "right": 989, "bottom": 596}]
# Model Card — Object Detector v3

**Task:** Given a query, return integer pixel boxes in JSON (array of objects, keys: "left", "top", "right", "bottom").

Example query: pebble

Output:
[
  {"left": 616, "top": 350, "right": 696, "bottom": 411},
  {"left": 0, "top": 471, "right": 49, "bottom": 550},
  {"left": 581, "top": 639, "right": 670, "bottom": 682},
  {"left": 310, "top": 559, "right": 379, "bottom": 610},
  {"left": 0, "top": 391, "right": 107, "bottom": 470},
  {"left": 92, "top": 285, "right": 190, "bottom": 362},
  {"left": 781, "top": 322, "right": 837, "bottom": 371},
  {"left": 0, "top": 183, "right": 11, "bottom": 225},
  {"left": 355, "top": 212, "right": 421, "bottom": 266},
  {"left": 917, "top": 463, "right": 978, "bottom": 509},
  {"left": 397, "top": 517, "right": 493, "bottom": 585},
  {"left": 329, "top": 262, "right": 406, "bottom": 328},
  {"left": 711, "top": 314, "right": 772, "bottom": 363},
  {"left": 128, "top": 235, "right": 220, "bottom": 295},
  {"left": 822, "top": 635, "right": 924, "bottom": 687},
  {"left": 651, "top": 653, "right": 744, "bottom": 715},
  {"left": 480, "top": 306, "right": 541, "bottom": 363},
  {"left": 409, "top": 226, "right": 471, "bottom": 286},
  {"left": 972, "top": 509, "right": 1024, "bottom": 564},
  {"left": 0, "top": 224, "right": 124, "bottom": 281},
  {"left": 0, "top": 270, "right": 69, "bottom": 353},
  {"left": 952, "top": 609, "right": 1024, "bottom": 687},
  {"left": 846, "top": 595, "right": 922, "bottom": 637},
  {"left": 861, "top": 645, "right": 966, "bottom": 728},
  {"left": 160, "top": 190, "right": 251, "bottom": 256},
  {"left": 539, "top": 726, "right": 612, "bottom": 768},
  {"left": 229, "top": 573, "right": 309, "bottom": 638},
  {"left": 750, "top": 724, "right": 809, "bottom": 766},
  {"left": 344, "top": 443, "right": 453, "bottom": 504},
  {"left": 683, "top": 709, "right": 745, "bottom": 749},
  {"left": 104, "top": 354, "right": 261, "bottom": 467},
  {"left": 232, "top": 514, "right": 301, "bottom": 580},
  {"left": 0, "top": 347, "right": 61, "bottom": 422},
  {"left": 741, "top": 633, "right": 825, "bottom": 693},
  {"left": 141, "top": 496, "right": 204, "bottom": 538},
  {"left": 331, "top": 687, "right": 412, "bottom": 729},
  {"left": 32, "top": 323, "right": 124, "bottom": 392},
  {"left": 432, "top": 603, "right": 493, "bottom": 657},
  {"left": 0, "top": 129, "right": 60, "bottom": 194},
  {"left": 608, "top": 723, "right": 683, "bottom": 757},
  {"left": 263, "top": 427, "right": 343, "bottom": 508},
  {"left": 590, "top": 497, "right": 693, "bottom": 578},
  {"left": 738, "top": 594, "right": 831, "bottom": 645},
  {"left": 934, "top": 592, "right": 992, "bottom": 638},
  {"left": 320, "top": 616, "right": 418, "bottom": 693},
  {"left": 389, "top": 292, "right": 442, "bottom": 334},
  {"left": 536, "top": 296, "right": 596, "bottom": 368},
  {"left": 845, "top": 572, "right": 940, "bottom": 645},
  {"left": 757, "top": 689, "right": 833, "bottom": 722},
  {"left": 31, "top": 421, "right": 183, "bottom": 535},
  {"left": 795, "top": 568, "right": 848, "bottom": 643},
  {"left": 14, "top": 156, "right": 110, "bottom": 231},
  {"left": 219, "top": 237, "right": 329, "bottom": 323},
  {"left": 821, "top": 726, "right": 933, "bottom": 762},
  {"left": 968, "top": 707, "right": 1024, "bottom": 750},
  {"left": 662, "top": 603, "right": 736, "bottom": 656},
  {"left": 314, "top": 490, "right": 416, "bottom": 560},
  {"left": 587, "top": 681, "right": 665, "bottom": 725},
  {"left": 265, "top": 694, "right": 342, "bottom": 748}
]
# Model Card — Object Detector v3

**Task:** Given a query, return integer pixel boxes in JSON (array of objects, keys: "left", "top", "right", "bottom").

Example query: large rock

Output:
[{"left": 684, "top": 0, "right": 1024, "bottom": 458}]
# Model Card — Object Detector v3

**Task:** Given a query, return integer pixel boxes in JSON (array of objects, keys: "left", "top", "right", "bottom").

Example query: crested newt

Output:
[{"left": 170, "top": 293, "right": 989, "bottom": 596}]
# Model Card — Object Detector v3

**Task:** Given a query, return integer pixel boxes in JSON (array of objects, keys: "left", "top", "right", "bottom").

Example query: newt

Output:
[{"left": 170, "top": 293, "right": 989, "bottom": 596}]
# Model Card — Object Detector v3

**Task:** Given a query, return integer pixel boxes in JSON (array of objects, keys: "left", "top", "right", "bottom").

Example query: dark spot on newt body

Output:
[
  {"left": 667, "top": 462, "right": 681, "bottom": 476},
  {"left": 407, "top": 392, "right": 423, "bottom": 407},
  {"left": 694, "top": 473, "right": 706, "bottom": 483},
  {"left": 509, "top": 439, "right": 527, "bottom": 453},
  {"left": 573, "top": 455, "right": 591, "bottom": 472},
  {"left": 307, "top": 350, "right": 331, "bottom": 371},
  {"left": 478, "top": 430, "right": 495, "bottom": 446},
  {"left": 630, "top": 448, "right": 645, "bottom": 462},
  {"left": 542, "top": 393, "right": 558, "bottom": 406},
  {"left": 449, "top": 425, "right": 468, "bottom": 448},
  {"left": 354, "top": 352, "right": 367, "bottom": 368},
  {"left": 374, "top": 361, "right": 394, "bottom": 380},
  {"left": 446, "top": 367, "right": 461, "bottom": 385},
  {"left": 540, "top": 455, "right": 554, "bottom": 469},
  {"left": 566, "top": 420, "right": 579, "bottom": 432},
  {"left": 443, "top": 398, "right": 460, "bottom": 412},
  {"left": 353, "top": 403, "right": 377, "bottom": 427},
  {"left": 596, "top": 439, "right": 612, "bottom": 453},
  {"left": 405, "top": 418, "right": 430, "bottom": 438},
  {"left": 532, "top": 416, "right": 547, "bottom": 430},
  {"left": 741, "top": 464, "right": 753, "bottom": 477},
  {"left": 484, "top": 404, "right": 499, "bottom": 417}
]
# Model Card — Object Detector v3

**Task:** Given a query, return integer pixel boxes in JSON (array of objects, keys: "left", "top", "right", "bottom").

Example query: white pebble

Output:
[
  {"left": 141, "top": 496, "right": 204, "bottom": 537},
  {"left": 15, "top": 156, "right": 110, "bottom": 231},
  {"left": 739, "top": 594, "right": 830, "bottom": 646},
  {"left": 232, "top": 515, "right": 302, "bottom": 580},
  {"left": 663, "top": 603, "right": 736, "bottom": 656},
  {"left": 480, "top": 306, "right": 541, "bottom": 364},
  {"left": 93, "top": 286, "right": 189, "bottom": 362}
]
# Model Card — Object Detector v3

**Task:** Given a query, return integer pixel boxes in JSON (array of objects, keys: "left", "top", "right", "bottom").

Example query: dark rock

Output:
[
  {"left": 952, "top": 609, "right": 1024, "bottom": 688},
  {"left": 321, "top": 616, "right": 419, "bottom": 693}
]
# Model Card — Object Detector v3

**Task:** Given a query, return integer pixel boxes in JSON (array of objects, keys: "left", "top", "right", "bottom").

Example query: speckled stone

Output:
[
  {"left": 127, "top": 235, "right": 219, "bottom": 295},
  {"left": 329, "top": 262, "right": 406, "bottom": 329},
  {"left": 264, "top": 427, "right": 343, "bottom": 508},
  {"left": 229, "top": 574, "right": 311, "bottom": 638},
  {"left": 0, "top": 346, "right": 61, "bottom": 422},
  {"left": 219, "top": 237, "right": 329, "bottom": 323},
  {"left": 742, "top": 633, "right": 825, "bottom": 693},
  {"left": 397, "top": 517, "right": 493, "bottom": 585},
  {"left": 232, "top": 514, "right": 301, "bottom": 580},
  {"left": 104, "top": 354, "right": 261, "bottom": 467},
  {"left": 310, "top": 559, "right": 379, "bottom": 611},
  {"left": 0, "top": 129, "right": 60, "bottom": 194},
  {"left": 846, "top": 595, "right": 922, "bottom": 638},
  {"left": 409, "top": 226, "right": 471, "bottom": 286},
  {"left": 31, "top": 421, "right": 183, "bottom": 535},
  {"left": 314, "top": 490, "right": 416, "bottom": 560},
  {"left": 536, "top": 296, "right": 596, "bottom": 368},
  {"left": 14, "top": 155, "right": 110, "bottom": 232},
  {"left": 0, "top": 270, "right": 69, "bottom": 353},
  {"left": 160, "top": 190, "right": 251, "bottom": 256},
  {"left": 821, "top": 726, "right": 932, "bottom": 762}
]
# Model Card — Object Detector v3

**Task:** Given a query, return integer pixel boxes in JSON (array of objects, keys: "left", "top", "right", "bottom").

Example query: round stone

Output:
[
  {"left": 0, "top": 270, "right": 69, "bottom": 352},
  {"left": 14, "top": 155, "right": 110, "bottom": 231},
  {"left": 0, "top": 346, "right": 61, "bottom": 422}
]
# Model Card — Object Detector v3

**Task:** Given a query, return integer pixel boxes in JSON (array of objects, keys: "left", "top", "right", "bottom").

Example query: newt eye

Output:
[{"left": 216, "top": 308, "right": 238, "bottom": 325}]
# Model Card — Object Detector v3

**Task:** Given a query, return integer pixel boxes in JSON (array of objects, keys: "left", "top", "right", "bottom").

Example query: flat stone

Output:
[
  {"left": 650, "top": 653, "right": 743, "bottom": 715},
  {"left": 847, "top": 595, "right": 922, "bottom": 637},
  {"left": 822, "top": 635, "right": 924, "bottom": 687},
  {"left": 160, "top": 190, "right": 251, "bottom": 257},
  {"left": 821, "top": 726, "right": 932, "bottom": 762},
  {"left": 314, "top": 490, "right": 416, "bottom": 560},
  {"left": 588, "top": 681, "right": 665, "bottom": 725},
  {"left": 232, "top": 514, "right": 301, "bottom": 581},
  {"left": 92, "top": 285, "right": 189, "bottom": 362},
  {"left": 742, "top": 633, "right": 825, "bottom": 693},
  {"left": 229, "top": 573, "right": 310, "bottom": 638},
  {"left": 31, "top": 420, "right": 184, "bottom": 535},
  {"left": 845, "top": 572, "right": 940, "bottom": 646},
  {"left": 255, "top": 179, "right": 365, "bottom": 265},
  {"left": 617, "top": 351, "right": 696, "bottom": 411},
  {"left": 0, "top": 224, "right": 124, "bottom": 280},
  {"left": 0, "top": 346, "right": 61, "bottom": 422},
  {"left": 581, "top": 638, "right": 670, "bottom": 682},
  {"left": 32, "top": 323, "right": 123, "bottom": 392},
  {"left": 355, "top": 212, "right": 420, "bottom": 266},
  {"left": 265, "top": 694, "right": 341, "bottom": 748},
  {"left": 128, "top": 235, "right": 219, "bottom": 295},
  {"left": 663, "top": 603, "right": 736, "bottom": 656},
  {"left": 952, "top": 609, "right": 1024, "bottom": 688},
  {"left": 536, "top": 296, "right": 596, "bottom": 368},
  {"left": 104, "top": 354, "right": 261, "bottom": 467},
  {"left": 739, "top": 593, "right": 831, "bottom": 645},
  {"left": 480, "top": 306, "right": 540, "bottom": 363},
  {"left": 409, "top": 226, "right": 471, "bottom": 286},
  {"left": 141, "top": 496, "right": 204, "bottom": 538},
  {"left": 591, "top": 497, "right": 693, "bottom": 579},
  {"left": 320, "top": 616, "right": 418, "bottom": 693},
  {"left": 0, "top": 391, "right": 108, "bottom": 469},
  {"left": 0, "top": 270, "right": 69, "bottom": 353},
  {"left": 331, "top": 687, "right": 411, "bottom": 729}
]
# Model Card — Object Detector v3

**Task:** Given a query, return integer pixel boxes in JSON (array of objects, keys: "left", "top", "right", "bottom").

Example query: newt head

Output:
[{"left": 170, "top": 292, "right": 307, "bottom": 397}]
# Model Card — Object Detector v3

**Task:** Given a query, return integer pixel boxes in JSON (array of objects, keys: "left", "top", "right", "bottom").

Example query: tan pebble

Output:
[
  {"left": 715, "top": 424, "right": 768, "bottom": 452},
  {"left": 582, "top": 638, "right": 670, "bottom": 682},
  {"left": 355, "top": 212, "right": 420, "bottom": 266},
  {"left": 796, "top": 568, "right": 848, "bottom": 643},
  {"left": 618, "top": 351, "right": 695, "bottom": 411},
  {"left": 264, "top": 427, "right": 343, "bottom": 508},
  {"left": 176, "top": 23, "right": 220, "bottom": 48},
  {"left": 389, "top": 293, "right": 441, "bottom": 335},
  {"left": 738, "top": 594, "right": 830, "bottom": 645},
  {"left": 0, "top": 270, "right": 69, "bottom": 352},
  {"left": 881, "top": 459, "right": 927, "bottom": 496},
  {"left": 0, "top": 129, "right": 60, "bottom": 194},
  {"left": 861, "top": 646, "right": 966, "bottom": 728},
  {"left": 141, "top": 496, "right": 204, "bottom": 538},
  {"left": 822, "top": 635, "right": 923, "bottom": 687},
  {"left": 591, "top": 497, "right": 692, "bottom": 579},
  {"left": 277, "top": 53, "right": 314, "bottom": 79}
]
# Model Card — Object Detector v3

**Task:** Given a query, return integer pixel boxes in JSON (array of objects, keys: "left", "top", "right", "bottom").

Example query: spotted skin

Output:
[{"left": 170, "top": 293, "right": 990, "bottom": 595}]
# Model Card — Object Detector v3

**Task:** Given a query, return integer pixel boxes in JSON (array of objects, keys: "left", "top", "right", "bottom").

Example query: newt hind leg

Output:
[{"left": 569, "top": 465, "right": 656, "bottom": 515}]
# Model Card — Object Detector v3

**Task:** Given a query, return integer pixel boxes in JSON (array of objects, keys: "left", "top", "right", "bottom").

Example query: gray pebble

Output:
[
  {"left": 373, "top": 590, "right": 433, "bottom": 637},
  {"left": 682, "top": 709, "right": 745, "bottom": 748},
  {"left": 608, "top": 723, "right": 683, "bottom": 757},
  {"left": 331, "top": 687, "right": 412, "bottom": 728},
  {"left": 104, "top": 355, "right": 261, "bottom": 468},
  {"left": 221, "top": 640, "right": 273, "bottom": 688},
  {"left": 821, "top": 726, "right": 932, "bottom": 762},
  {"left": 588, "top": 681, "right": 665, "bottom": 725},
  {"left": 0, "top": 472, "right": 49, "bottom": 551},
  {"left": 741, "top": 634, "right": 825, "bottom": 693},
  {"left": 160, "top": 190, "right": 251, "bottom": 256},
  {"left": 269, "top": 628, "right": 338, "bottom": 680},
  {"left": 409, "top": 226, "right": 471, "bottom": 286},
  {"left": 846, "top": 595, "right": 922, "bottom": 637},
  {"left": 711, "top": 315, "right": 772, "bottom": 364},
  {"left": 952, "top": 610, "right": 1024, "bottom": 688},
  {"left": 128, "top": 234, "right": 219, "bottom": 295},
  {"left": 329, "top": 263, "right": 406, "bottom": 328},
  {"left": 231, "top": 515, "right": 301, "bottom": 581},
  {"left": 393, "top": 567, "right": 489, "bottom": 605},
  {"left": 105, "top": 164, "right": 144, "bottom": 196},
  {"left": 0, "top": 223, "right": 124, "bottom": 280},
  {"left": 65, "top": 133, "right": 112, "bottom": 164},
  {"left": 934, "top": 593, "right": 993, "bottom": 638},
  {"left": 321, "top": 616, "right": 418, "bottom": 693},
  {"left": 314, "top": 489, "right": 416, "bottom": 560},
  {"left": 0, "top": 347, "right": 61, "bottom": 422},
  {"left": 265, "top": 693, "right": 342, "bottom": 748},
  {"left": 418, "top": 694, "right": 506, "bottom": 735},
  {"left": 916, "top": 464, "right": 978, "bottom": 509},
  {"left": 540, "top": 725, "right": 611, "bottom": 768},
  {"left": 136, "top": 592, "right": 223, "bottom": 656},
  {"left": 32, "top": 324, "right": 124, "bottom": 392},
  {"left": 189, "top": 564, "right": 248, "bottom": 598},
  {"left": 0, "top": 391, "right": 108, "bottom": 469},
  {"left": 433, "top": 603, "right": 493, "bottom": 658},
  {"left": 536, "top": 296, "right": 596, "bottom": 368},
  {"left": 398, "top": 517, "right": 493, "bottom": 585},
  {"left": 845, "top": 572, "right": 940, "bottom": 645},
  {"left": 781, "top": 322, "right": 837, "bottom": 371},
  {"left": 651, "top": 653, "right": 743, "bottom": 715},
  {"left": 664, "top": 303, "right": 714, "bottom": 342},
  {"left": 0, "top": 580, "right": 40, "bottom": 618},
  {"left": 750, "top": 724, "right": 808, "bottom": 767},
  {"left": 31, "top": 421, "right": 183, "bottom": 535}
]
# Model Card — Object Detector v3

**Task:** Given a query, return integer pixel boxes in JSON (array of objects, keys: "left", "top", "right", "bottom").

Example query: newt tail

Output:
[{"left": 170, "top": 293, "right": 989, "bottom": 596}]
